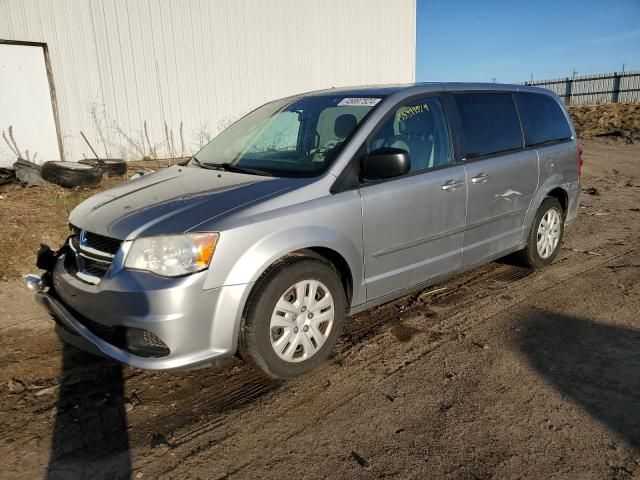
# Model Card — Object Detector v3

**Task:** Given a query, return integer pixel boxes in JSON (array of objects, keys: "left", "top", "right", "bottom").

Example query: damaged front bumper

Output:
[{"left": 28, "top": 245, "right": 252, "bottom": 371}]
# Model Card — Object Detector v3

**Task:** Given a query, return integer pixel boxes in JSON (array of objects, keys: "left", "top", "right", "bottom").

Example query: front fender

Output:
[{"left": 216, "top": 224, "right": 364, "bottom": 306}]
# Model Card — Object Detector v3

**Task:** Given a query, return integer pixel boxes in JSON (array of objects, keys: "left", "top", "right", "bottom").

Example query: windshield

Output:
[{"left": 192, "top": 94, "right": 384, "bottom": 177}]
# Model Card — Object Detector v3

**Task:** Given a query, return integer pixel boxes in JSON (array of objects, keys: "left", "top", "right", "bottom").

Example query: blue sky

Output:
[{"left": 416, "top": 0, "right": 640, "bottom": 83}]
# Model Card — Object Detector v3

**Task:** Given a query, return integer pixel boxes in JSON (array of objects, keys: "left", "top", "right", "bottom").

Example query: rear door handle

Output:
[
  {"left": 471, "top": 172, "right": 489, "bottom": 183},
  {"left": 441, "top": 179, "right": 464, "bottom": 191}
]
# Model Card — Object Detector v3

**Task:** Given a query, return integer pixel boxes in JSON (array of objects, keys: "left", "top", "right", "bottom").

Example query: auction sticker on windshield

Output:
[{"left": 337, "top": 97, "right": 382, "bottom": 107}]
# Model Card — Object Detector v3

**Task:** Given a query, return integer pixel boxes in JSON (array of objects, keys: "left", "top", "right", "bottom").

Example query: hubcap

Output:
[
  {"left": 536, "top": 207, "right": 562, "bottom": 259},
  {"left": 269, "top": 279, "right": 335, "bottom": 363}
]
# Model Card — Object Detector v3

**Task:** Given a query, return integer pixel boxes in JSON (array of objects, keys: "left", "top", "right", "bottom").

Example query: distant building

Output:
[{"left": 0, "top": 0, "right": 416, "bottom": 167}]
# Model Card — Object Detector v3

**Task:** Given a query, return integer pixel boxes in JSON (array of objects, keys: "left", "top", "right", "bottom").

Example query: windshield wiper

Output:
[
  {"left": 191, "top": 158, "right": 272, "bottom": 177},
  {"left": 214, "top": 162, "right": 273, "bottom": 176}
]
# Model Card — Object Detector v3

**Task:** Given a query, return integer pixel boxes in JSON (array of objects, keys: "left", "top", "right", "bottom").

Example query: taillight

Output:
[{"left": 577, "top": 144, "right": 583, "bottom": 177}]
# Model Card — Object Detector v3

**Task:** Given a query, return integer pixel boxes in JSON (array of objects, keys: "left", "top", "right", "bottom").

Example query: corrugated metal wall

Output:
[
  {"left": 525, "top": 71, "right": 640, "bottom": 105},
  {"left": 0, "top": 0, "right": 416, "bottom": 161}
]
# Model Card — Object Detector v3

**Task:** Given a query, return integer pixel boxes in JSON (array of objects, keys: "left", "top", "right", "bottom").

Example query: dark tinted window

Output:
[
  {"left": 453, "top": 93, "right": 522, "bottom": 158},
  {"left": 516, "top": 92, "right": 572, "bottom": 146}
]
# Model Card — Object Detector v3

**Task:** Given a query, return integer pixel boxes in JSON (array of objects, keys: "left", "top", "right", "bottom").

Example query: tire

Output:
[
  {"left": 239, "top": 256, "right": 346, "bottom": 380},
  {"left": 41, "top": 161, "right": 103, "bottom": 188},
  {"left": 516, "top": 197, "right": 565, "bottom": 269},
  {"left": 79, "top": 158, "right": 127, "bottom": 176}
]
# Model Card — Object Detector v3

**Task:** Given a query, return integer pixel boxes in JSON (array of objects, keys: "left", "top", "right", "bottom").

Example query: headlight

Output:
[{"left": 124, "top": 233, "right": 219, "bottom": 277}]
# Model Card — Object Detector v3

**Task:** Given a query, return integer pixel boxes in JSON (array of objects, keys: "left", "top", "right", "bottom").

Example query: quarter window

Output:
[
  {"left": 453, "top": 93, "right": 522, "bottom": 159},
  {"left": 367, "top": 96, "right": 452, "bottom": 172},
  {"left": 516, "top": 92, "right": 572, "bottom": 146}
]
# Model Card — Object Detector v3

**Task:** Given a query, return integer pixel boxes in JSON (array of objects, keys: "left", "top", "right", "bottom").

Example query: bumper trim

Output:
[{"left": 36, "top": 291, "right": 229, "bottom": 370}]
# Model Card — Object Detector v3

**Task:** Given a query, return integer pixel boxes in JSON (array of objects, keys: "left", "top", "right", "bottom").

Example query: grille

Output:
[
  {"left": 143, "top": 330, "right": 167, "bottom": 348},
  {"left": 84, "top": 231, "right": 122, "bottom": 255},
  {"left": 67, "top": 227, "right": 122, "bottom": 282},
  {"left": 126, "top": 328, "right": 171, "bottom": 357},
  {"left": 82, "top": 257, "right": 110, "bottom": 277}
]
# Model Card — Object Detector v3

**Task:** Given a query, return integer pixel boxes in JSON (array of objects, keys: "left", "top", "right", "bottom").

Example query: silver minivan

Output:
[{"left": 29, "top": 83, "right": 581, "bottom": 379}]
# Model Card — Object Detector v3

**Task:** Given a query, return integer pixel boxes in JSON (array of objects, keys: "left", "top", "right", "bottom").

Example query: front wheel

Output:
[
  {"left": 517, "top": 197, "right": 564, "bottom": 268},
  {"left": 239, "top": 256, "right": 346, "bottom": 380}
]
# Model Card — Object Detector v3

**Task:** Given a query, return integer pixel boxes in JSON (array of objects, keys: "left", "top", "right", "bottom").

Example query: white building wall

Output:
[{"left": 0, "top": 0, "right": 416, "bottom": 162}]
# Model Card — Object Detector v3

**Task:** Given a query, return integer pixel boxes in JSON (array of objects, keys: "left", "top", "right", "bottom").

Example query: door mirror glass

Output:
[{"left": 361, "top": 147, "right": 411, "bottom": 181}]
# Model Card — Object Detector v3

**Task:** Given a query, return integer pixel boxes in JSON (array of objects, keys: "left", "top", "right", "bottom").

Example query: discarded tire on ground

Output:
[
  {"left": 41, "top": 161, "right": 103, "bottom": 188},
  {"left": 79, "top": 158, "right": 127, "bottom": 176}
]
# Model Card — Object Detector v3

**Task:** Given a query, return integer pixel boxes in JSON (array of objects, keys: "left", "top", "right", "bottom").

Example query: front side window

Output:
[
  {"left": 515, "top": 92, "right": 572, "bottom": 146},
  {"left": 193, "top": 95, "right": 383, "bottom": 177},
  {"left": 367, "top": 96, "right": 452, "bottom": 172},
  {"left": 453, "top": 93, "right": 522, "bottom": 159}
]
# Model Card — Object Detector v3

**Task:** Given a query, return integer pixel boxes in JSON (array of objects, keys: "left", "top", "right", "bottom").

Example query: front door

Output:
[{"left": 359, "top": 95, "right": 467, "bottom": 301}]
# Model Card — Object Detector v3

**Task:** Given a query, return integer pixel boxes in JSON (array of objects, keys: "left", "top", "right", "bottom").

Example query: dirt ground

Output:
[
  {"left": 569, "top": 103, "right": 640, "bottom": 142},
  {"left": 0, "top": 138, "right": 639, "bottom": 479},
  {"left": 0, "top": 160, "right": 168, "bottom": 280}
]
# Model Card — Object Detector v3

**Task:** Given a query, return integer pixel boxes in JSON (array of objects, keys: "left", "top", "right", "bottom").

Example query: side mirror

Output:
[{"left": 361, "top": 147, "right": 411, "bottom": 181}]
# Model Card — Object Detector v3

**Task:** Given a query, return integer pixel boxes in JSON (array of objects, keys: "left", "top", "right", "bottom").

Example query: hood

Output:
[{"left": 69, "top": 165, "right": 302, "bottom": 239}]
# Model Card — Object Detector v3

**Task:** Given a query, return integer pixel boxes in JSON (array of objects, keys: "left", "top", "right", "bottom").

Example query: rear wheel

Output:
[
  {"left": 517, "top": 197, "right": 564, "bottom": 268},
  {"left": 239, "top": 256, "right": 346, "bottom": 380}
]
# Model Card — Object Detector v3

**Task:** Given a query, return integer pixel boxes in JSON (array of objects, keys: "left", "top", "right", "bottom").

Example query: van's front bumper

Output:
[{"left": 33, "top": 256, "right": 252, "bottom": 370}]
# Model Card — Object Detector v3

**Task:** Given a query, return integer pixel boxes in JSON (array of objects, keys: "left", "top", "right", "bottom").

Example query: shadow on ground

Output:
[
  {"left": 46, "top": 344, "right": 131, "bottom": 480},
  {"left": 518, "top": 308, "right": 640, "bottom": 450},
  {"left": 44, "top": 344, "right": 280, "bottom": 479}
]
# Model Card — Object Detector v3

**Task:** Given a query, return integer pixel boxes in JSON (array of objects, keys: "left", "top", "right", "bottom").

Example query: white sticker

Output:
[{"left": 337, "top": 97, "right": 382, "bottom": 107}]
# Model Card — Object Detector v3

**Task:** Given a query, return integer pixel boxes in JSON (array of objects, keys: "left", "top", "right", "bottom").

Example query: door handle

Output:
[
  {"left": 471, "top": 172, "right": 489, "bottom": 183},
  {"left": 441, "top": 179, "right": 464, "bottom": 191}
]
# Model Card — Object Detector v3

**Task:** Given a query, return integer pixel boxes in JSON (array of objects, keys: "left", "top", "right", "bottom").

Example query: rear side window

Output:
[
  {"left": 516, "top": 92, "right": 572, "bottom": 146},
  {"left": 453, "top": 93, "right": 522, "bottom": 159}
]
